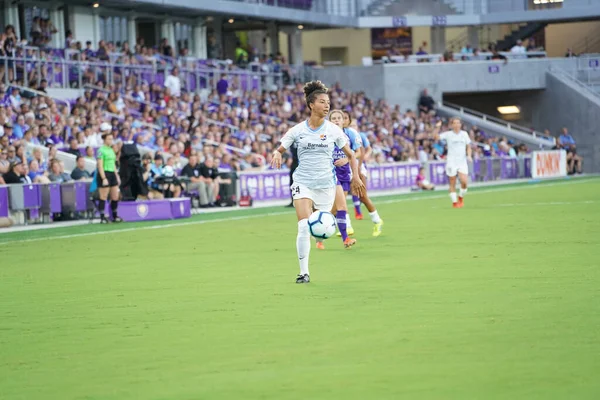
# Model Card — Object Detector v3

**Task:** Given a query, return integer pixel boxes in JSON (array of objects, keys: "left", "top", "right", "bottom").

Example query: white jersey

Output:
[
  {"left": 440, "top": 130, "right": 471, "bottom": 165},
  {"left": 281, "top": 120, "right": 348, "bottom": 189}
]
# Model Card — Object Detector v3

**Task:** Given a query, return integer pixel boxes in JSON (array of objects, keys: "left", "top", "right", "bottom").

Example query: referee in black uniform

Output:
[{"left": 286, "top": 143, "right": 298, "bottom": 207}]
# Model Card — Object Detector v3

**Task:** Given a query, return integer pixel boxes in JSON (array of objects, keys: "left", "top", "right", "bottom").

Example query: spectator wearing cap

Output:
[
  {"left": 4, "top": 122, "right": 14, "bottom": 141},
  {"left": 3, "top": 160, "right": 29, "bottom": 184},
  {"left": 71, "top": 155, "right": 91, "bottom": 181}
]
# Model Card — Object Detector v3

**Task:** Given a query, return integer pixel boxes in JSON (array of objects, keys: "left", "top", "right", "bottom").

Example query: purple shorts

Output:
[{"left": 337, "top": 180, "right": 350, "bottom": 192}]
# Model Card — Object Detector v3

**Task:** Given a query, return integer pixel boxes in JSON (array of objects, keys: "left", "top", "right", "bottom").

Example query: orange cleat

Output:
[
  {"left": 355, "top": 212, "right": 364, "bottom": 220},
  {"left": 344, "top": 237, "right": 357, "bottom": 249},
  {"left": 453, "top": 202, "right": 460, "bottom": 208},
  {"left": 458, "top": 197, "right": 464, "bottom": 208},
  {"left": 316, "top": 241, "right": 325, "bottom": 250}
]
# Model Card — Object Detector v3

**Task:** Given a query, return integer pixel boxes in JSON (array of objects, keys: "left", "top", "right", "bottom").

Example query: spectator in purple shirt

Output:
[{"left": 217, "top": 75, "right": 229, "bottom": 96}]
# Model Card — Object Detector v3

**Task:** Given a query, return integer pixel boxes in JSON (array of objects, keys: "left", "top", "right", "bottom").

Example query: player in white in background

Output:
[
  {"left": 271, "top": 81, "right": 365, "bottom": 284},
  {"left": 435, "top": 117, "right": 472, "bottom": 208}
]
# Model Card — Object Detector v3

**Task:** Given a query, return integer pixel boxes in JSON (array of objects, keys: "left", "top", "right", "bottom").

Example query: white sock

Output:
[
  {"left": 459, "top": 188, "right": 467, "bottom": 198},
  {"left": 346, "top": 214, "right": 353, "bottom": 229},
  {"left": 369, "top": 210, "right": 381, "bottom": 224},
  {"left": 450, "top": 192, "right": 458, "bottom": 203},
  {"left": 297, "top": 219, "right": 310, "bottom": 276}
]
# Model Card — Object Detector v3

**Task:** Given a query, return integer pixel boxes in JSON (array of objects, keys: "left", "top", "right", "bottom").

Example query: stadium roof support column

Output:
[
  {"left": 4, "top": 2, "right": 20, "bottom": 39},
  {"left": 431, "top": 26, "right": 446, "bottom": 54},
  {"left": 127, "top": 15, "right": 137, "bottom": 48},
  {"left": 267, "top": 22, "right": 279, "bottom": 57},
  {"left": 467, "top": 26, "right": 480, "bottom": 49},
  {"left": 193, "top": 18, "right": 207, "bottom": 59},
  {"left": 50, "top": 7, "right": 64, "bottom": 48},
  {"left": 161, "top": 20, "right": 176, "bottom": 54},
  {"left": 288, "top": 29, "right": 303, "bottom": 66},
  {"left": 212, "top": 16, "right": 224, "bottom": 60}
]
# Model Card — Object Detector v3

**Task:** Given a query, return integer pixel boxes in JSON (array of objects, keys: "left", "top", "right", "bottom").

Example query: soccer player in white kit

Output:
[
  {"left": 436, "top": 117, "right": 472, "bottom": 208},
  {"left": 271, "top": 81, "right": 365, "bottom": 284}
]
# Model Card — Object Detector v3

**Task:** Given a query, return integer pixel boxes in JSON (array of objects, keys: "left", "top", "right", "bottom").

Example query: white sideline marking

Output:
[{"left": 0, "top": 178, "right": 596, "bottom": 245}]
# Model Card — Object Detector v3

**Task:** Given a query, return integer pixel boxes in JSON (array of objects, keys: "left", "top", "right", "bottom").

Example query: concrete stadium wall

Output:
[
  {"left": 533, "top": 72, "right": 600, "bottom": 173},
  {"left": 313, "top": 65, "right": 386, "bottom": 101},
  {"left": 315, "top": 58, "right": 578, "bottom": 112},
  {"left": 301, "top": 28, "right": 371, "bottom": 66},
  {"left": 545, "top": 21, "right": 600, "bottom": 56}
]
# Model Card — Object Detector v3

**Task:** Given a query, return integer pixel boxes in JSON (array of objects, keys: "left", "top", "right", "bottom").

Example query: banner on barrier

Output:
[
  {"left": 238, "top": 157, "right": 532, "bottom": 203},
  {"left": 531, "top": 150, "right": 567, "bottom": 179},
  {"left": 238, "top": 163, "right": 422, "bottom": 203}
]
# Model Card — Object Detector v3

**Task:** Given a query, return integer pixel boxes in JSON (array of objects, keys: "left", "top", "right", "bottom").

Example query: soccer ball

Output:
[{"left": 307, "top": 211, "right": 337, "bottom": 239}]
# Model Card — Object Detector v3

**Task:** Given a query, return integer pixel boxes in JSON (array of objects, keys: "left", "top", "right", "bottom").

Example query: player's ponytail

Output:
[{"left": 303, "top": 80, "right": 328, "bottom": 111}]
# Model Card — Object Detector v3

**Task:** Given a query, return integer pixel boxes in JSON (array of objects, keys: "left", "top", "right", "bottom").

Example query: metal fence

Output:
[{"left": 0, "top": 56, "right": 286, "bottom": 93}]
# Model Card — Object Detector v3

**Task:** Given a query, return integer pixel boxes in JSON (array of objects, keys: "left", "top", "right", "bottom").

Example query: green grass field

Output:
[{"left": 1, "top": 177, "right": 600, "bottom": 400}]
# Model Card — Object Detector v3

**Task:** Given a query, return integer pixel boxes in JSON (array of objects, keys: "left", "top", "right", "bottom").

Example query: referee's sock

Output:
[
  {"left": 98, "top": 200, "right": 106, "bottom": 219},
  {"left": 110, "top": 200, "right": 119, "bottom": 219}
]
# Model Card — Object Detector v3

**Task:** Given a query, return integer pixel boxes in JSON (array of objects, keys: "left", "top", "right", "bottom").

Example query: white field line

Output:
[{"left": 0, "top": 177, "right": 596, "bottom": 245}]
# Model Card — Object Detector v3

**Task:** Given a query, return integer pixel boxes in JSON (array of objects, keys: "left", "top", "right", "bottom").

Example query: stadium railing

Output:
[
  {"left": 438, "top": 102, "right": 556, "bottom": 148},
  {"left": 375, "top": 51, "right": 547, "bottom": 64},
  {"left": 0, "top": 56, "right": 284, "bottom": 92}
]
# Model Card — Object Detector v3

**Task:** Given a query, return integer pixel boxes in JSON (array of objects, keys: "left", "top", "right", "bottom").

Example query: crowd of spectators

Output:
[{"left": 0, "top": 58, "right": 584, "bottom": 193}]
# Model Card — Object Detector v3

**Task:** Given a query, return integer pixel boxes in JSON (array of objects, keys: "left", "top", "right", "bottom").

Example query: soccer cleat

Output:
[
  {"left": 113, "top": 216, "right": 123, "bottom": 223},
  {"left": 100, "top": 217, "right": 110, "bottom": 224},
  {"left": 355, "top": 212, "right": 364, "bottom": 220},
  {"left": 458, "top": 197, "right": 464, "bottom": 208},
  {"left": 344, "top": 237, "right": 357, "bottom": 249},
  {"left": 452, "top": 202, "right": 460, "bottom": 208},
  {"left": 296, "top": 274, "right": 310, "bottom": 284},
  {"left": 336, "top": 226, "right": 355, "bottom": 237},
  {"left": 372, "top": 220, "right": 384, "bottom": 237},
  {"left": 316, "top": 241, "right": 325, "bottom": 250}
]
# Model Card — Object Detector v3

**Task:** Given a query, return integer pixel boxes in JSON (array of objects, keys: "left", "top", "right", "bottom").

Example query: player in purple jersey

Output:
[
  {"left": 315, "top": 109, "right": 360, "bottom": 250},
  {"left": 343, "top": 111, "right": 383, "bottom": 237}
]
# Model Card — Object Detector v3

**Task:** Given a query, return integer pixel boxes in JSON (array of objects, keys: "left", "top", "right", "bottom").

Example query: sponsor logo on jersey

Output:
[{"left": 319, "top": 134, "right": 327, "bottom": 141}]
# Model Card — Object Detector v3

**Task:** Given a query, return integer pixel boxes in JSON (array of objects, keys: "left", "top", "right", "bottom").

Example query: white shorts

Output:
[
  {"left": 446, "top": 162, "right": 469, "bottom": 177},
  {"left": 291, "top": 182, "right": 335, "bottom": 211}
]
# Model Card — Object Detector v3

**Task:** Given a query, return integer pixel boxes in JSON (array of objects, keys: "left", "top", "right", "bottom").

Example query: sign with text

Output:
[
  {"left": 488, "top": 65, "right": 500, "bottom": 74},
  {"left": 531, "top": 150, "right": 567, "bottom": 179},
  {"left": 432, "top": 16, "right": 447, "bottom": 26},
  {"left": 392, "top": 16, "right": 407, "bottom": 27}
]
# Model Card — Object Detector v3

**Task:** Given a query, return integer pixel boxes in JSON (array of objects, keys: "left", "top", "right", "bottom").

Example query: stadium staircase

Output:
[{"left": 495, "top": 22, "right": 548, "bottom": 51}]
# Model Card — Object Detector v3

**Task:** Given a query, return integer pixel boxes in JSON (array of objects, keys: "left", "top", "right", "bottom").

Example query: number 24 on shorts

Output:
[{"left": 291, "top": 184, "right": 301, "bottom": 196}]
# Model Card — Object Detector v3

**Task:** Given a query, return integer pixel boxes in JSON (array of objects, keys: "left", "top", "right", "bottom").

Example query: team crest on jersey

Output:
[{"left": 319, "top": 134, "right": 327, "bottom": 141}]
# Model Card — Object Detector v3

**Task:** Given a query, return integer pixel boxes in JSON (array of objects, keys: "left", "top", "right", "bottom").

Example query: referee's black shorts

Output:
[{"left": 97, "top": 171, "right": 119, "bottom": 188}]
